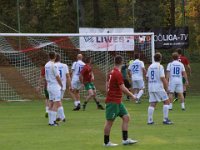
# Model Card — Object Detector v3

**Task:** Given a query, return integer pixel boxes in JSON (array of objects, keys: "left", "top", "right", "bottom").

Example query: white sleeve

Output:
[
  {"left": 66, "top": 65, "right": 69, "bottom": 74},
  {"left": 71, "top": 62, "right": 76, "bottom": 70},
  {"left": 160, "top": 65, "right": 165, "bottom": 77},
  {"left": 141, "top": 61, "right": 145, "bottom": 68},
  {"left": 128, "top": 64, "right": 131, "bottom": 70},
  {"left": 166, "top": 63, "right": 171, "bottom": 71}
]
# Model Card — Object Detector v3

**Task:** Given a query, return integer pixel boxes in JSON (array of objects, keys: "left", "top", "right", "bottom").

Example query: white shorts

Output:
[
  {"left": 132, "top": 80, "right": 145, "bottom": 89},
  {"left": 61, "top": 90, "right": 66, "bottom": 99},
  {"left": 47, "top": 87, "right": 61, "bottom": 102},
  {"left": 71, "top": 80, "right": 82, "bottom": 90},
  {"left": 168, "top": 83, "right": 183, "bottom": 93},
  {"left": 149, "top": 91, "right": 169, "bottom": 103}
]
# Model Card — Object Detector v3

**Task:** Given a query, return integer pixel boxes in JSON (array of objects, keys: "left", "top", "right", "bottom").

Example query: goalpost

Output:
[{"left": 0, "top": 32, "right": 155, "bottom": 101}]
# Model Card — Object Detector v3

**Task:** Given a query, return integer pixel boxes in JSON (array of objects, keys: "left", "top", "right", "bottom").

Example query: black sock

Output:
[
  {"left": 104, "top": 135, "right": 109, "bottom": 144},
  {"left": 94, "top": 98, "right": 100, "bottom": 106},
  {"left": 183, "top": 91, "right": 186, "bottom": 98},
  {"left": 122, "top": 131, "right": 128, "bottom": 141},
  {"left": 83, "top": 101, "right": 88, "bottom": 107},
  {"left": 174, "top": 92, "right": 178, "bottom": 99}
]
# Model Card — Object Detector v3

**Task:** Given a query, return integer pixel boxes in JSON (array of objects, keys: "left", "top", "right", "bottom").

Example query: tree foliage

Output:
[{"left": 0, "top": 0, "right": 199, "bottom": 57}]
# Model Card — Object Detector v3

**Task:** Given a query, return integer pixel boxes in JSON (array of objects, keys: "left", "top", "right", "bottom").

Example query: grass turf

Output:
[{"left": 0, "top": 96, "right": 200, "bottom": 150}]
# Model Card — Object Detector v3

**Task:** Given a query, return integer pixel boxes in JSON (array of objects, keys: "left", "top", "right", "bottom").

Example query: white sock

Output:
[
  {"left": 148, "top": 106, "right": 154, "bottom": 123},
  {"left": 45, "top": 106, "right": 49, "bottom": 113},
  {"left": 78, "top": 100, "right": 81, "bottom": 104},
  {"left": 163, "top": 105, "right": 169, "bottom": 121},
  {"left": 57, "top": 106, "right": 65, "bottom": 120},
  {"left": 137, "top": 89, "right": 144, "bottom": 99},
  {"left": 169, "top": 103, "right": 173, "bottom": 109},
  {"left": 74, "top": 101, "right": 77, "bottom": 106},
  {"left": 51, "top": 111, "right": 57, "bottom": 123},
  {"left": 181, "top": 102, "right": 185, "bottom": 109},
  {"left": 48, "top": 110, "right": 53, "bottom": 124}
]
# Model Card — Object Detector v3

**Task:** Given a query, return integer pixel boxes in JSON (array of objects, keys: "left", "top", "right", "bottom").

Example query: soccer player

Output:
[
  {"left": 128, "top": 53, "right": 146, "bottom": 103},
  {"left": 37, "top": 63, "right": 49, "bottom": 118},
  {"left": 121, "top": 62, "right": 131, "bottom": 100},
  {"left": 45, "top": 52, "right": 63, "bottom": 126},
  {"left": 146, "top": 52, "right": 172, "bottom": 125},
  {"left": 71, "top": 54, "right": 85, "bottom": 111},
  {"left": 55, "top": 54, "right": 72, "bottom": 121},
  {"left": 104, "top": 55, "right": 137, "bottom": 147},
  {"left": 174, "top": 48, "right": 192, "bottom": 101},
  {"left": 79, "top": 57, "right": 104, "bottom": 110},
  {"left": 166, "top": 52, "right": 189, "bottom": 110}
]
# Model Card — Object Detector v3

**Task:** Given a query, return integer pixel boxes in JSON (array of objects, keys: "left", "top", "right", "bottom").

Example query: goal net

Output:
[{"left": 0, "top": 32, "right": 155, "bottom": 101}]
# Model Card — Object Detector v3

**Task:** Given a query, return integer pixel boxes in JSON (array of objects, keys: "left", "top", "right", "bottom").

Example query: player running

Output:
[
  {"left": 45, "top": 52, "right": 63, "bottom": 126},
  {"left": 79, "top": 57, "right": 104, "bottom": 111},
  {"left": 55, "top": 54, "right": 71, "bottom": 122},
  {"left": 71, "top": 54, "right": 85, "bottom": 111},
  {"left": 166, "top": 52, "right": 188, "bottom": 110},
  {"left": 146, "top": 52, "right": 172, "bottom": 125},
  {"left": 37, "top": 63, "right": 49, "bottom": 118},
  {"left": 128, "top": 53, "right": 146, "bottom": 103},
  {"left": 104, "top": 55, "right": 137, "bottom": 147}
]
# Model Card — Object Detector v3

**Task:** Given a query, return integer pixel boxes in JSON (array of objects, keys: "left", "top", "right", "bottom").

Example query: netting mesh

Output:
[{"left": 0, "top": 34, "right": 154, "bottom": 100}]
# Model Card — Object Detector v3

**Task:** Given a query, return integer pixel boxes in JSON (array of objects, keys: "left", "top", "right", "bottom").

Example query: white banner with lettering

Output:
[{"left": 79, "top": 28, "right": 134, "bottom": 51}]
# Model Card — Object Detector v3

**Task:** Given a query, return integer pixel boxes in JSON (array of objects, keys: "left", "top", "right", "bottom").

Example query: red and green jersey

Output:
[
  {"left": 80, "top": 64, "right": 92, "bottom": 84},
  {"left": 178, "top": 55, "right": 189, "bottom": 66},
  {"left": 106, "top": 67, "right": 124, "bottom": 104}
]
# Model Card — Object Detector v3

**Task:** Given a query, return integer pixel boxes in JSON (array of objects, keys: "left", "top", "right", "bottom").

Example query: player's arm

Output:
[
  {"left": 66, "top": 73, "right": 72, "bottom": 89},
  {"left": 91, "top": 71, "right": 94, "bottom": 81},
  {"left": 56, "top": 75, "right": 63, "bottom": 88},
  {"left": 120, "top": 84, "right": 136, "bottom": 100},
  {"left": 183, "top": 71, "right": 189, "bottom": 85},
  {"left": 187, "top": 64, "right": 192, "bottom": 76},
  {"left": 161, "top": 77, "right": 168, "bottom": 92},
  {"left": 165, "top": 71, "right": 170, "bottom": 81}
]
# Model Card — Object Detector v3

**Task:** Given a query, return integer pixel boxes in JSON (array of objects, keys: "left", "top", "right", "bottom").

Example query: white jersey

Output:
[
  {"left": 166, "top": 60, "right": 185, "bottom": 84},
  {"left": 71, "top": 60, "right": 85, "bottom": 81},
  {"left": 146, "top": 62, "right": 165, "bottom": 92},
  {"left": 128, "top": 59, "right": 145, "bottom": 80},
  {"left": 55, "top": 62, "right": 69, "bottom": 90},
  {"left": 45, "top": 61, "right": 61, "bottom": 89}
]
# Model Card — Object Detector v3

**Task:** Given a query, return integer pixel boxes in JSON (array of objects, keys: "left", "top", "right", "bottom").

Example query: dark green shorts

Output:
[
  {"left": 105, "top": 103, "right": 128, "bottom": 120},
  {"left": 182, "top": 77, "right": 186, "bottom": 84},
  {"left": 44, "top": 88, "right": 49, "bottom": 99},
  {"left": 84, "top": 82, "right": 95, "bottom": 91}
]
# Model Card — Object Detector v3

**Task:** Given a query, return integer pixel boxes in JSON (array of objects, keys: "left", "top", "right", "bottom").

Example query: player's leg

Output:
[
  {"left": 82, "top": 88, "right": 93, "bottom": 110},
  {"left": 135, "top": 80, "right": 145, "bottom": 103},
  {"left": 168, "top": 83, "right": 175, "bottom": 110},
  {"left": 168, "top": 92, "right": 174, "bottom": 110},
  {"left": 48, "top": 100, "right": 54, "bottom": 125},
  {"left": 120, "top": 104, "right": 137, "bottom": 145},
  {"left": 44, "top": 88, "right": 49, "bottom": 118},
  {"left": 104, "top": 103, "right": 117, "bottom": 146},
  {"left": 93, "top": 89, "right": 104, "bottom": 110},
  {"left": 124, "top": 79, "right": 131, "bottom": 100},
  {"left": 183, "top": 77, "right": 187, "bottom": 99},
  {"left": 178, "top": 93, "right": 185, "bottom": 110},
  {"left": 57, "top": 90, "right": 66, "bottom": 122},
  {"left": 177, "top": 83, "right": 185, "bottom": 110},
  {"left": 147, "top": 92, "right": 157, "bottom": 124},
  {"left": 73, "top": 89, "right": 81, "bottom": 111},
  {"left": 71, "top": 80, "right": 81, "bottom": 110},
  {"left": 161, "top": 91, "right": 173, "bottom": 125}
]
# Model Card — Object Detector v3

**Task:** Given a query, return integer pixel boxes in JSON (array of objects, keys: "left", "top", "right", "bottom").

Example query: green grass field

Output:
[{"left": 0, "top": 96, "right": 200, "bottom": 150}]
